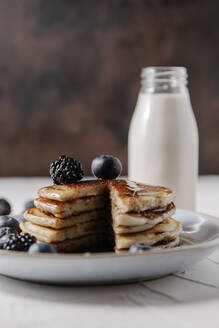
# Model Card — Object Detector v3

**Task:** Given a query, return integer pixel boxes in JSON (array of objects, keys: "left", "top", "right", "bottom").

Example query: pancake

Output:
[
  {"left": 20, "top": 219, "right": 107, "bottom": 243},
  {"left": 49, "top": 234, "right": 112, "bottom": 253},
  {"left": 48, "top": 233, "right": 112, "bottom": 253},
  {"left": 24, "top": 207, "right": 104, "bottom": 229},
  {"left": 153, "top": 236, "right": 180, "bottom": 249},
  {"left": 38, "top": 180, "right": 107, "bottom": 202},
  {"left": 115, "top": 218, "right": 182, "bottom": 250},
  {"left": 38, "top": 179, "right": 175, "bottom": 214},
  {"left": 110, "top": 180, "right": 175, "bottom": 213},
  {"left": 115, "top": 236, "right": 180, "bottom": 253},
  {"left": 112, "top": 202, "right": 175, "bottom": 232},
  {"left": 114, "top": 219, "right": 164, "bottom": 234},
  {"left": 34, "top": 195, "right": 106, "bottom": 218}
]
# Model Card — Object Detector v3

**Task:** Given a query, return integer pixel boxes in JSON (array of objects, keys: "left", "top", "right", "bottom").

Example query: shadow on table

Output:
[{"left": 0, "top": 264, "right": 219, "bottom": 307}]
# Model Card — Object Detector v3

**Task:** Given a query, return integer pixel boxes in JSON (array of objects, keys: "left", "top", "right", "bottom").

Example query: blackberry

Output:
[
  {"left": 0, "top": 233, "right": 36, "bottom": 251},
  {"left": 50, "top": 155, "right": 84, "bottom": 184},
  {"left": 0, "top": 199, "right": 11, "bottom": 215}
]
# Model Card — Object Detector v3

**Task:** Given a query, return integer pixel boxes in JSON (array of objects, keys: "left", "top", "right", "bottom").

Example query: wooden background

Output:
[{"left": 0, "top": 0, "right": 218, "bottom": 176}]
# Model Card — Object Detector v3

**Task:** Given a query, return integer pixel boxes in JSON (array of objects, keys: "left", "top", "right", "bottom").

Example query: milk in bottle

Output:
[{"left": 128, "top": 67, "right": 198, "bottom": 210}]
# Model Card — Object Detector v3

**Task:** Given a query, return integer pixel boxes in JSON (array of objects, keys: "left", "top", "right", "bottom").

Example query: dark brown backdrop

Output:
[{"left": 0, "top": 0, "right": 218, "bottom": 176}]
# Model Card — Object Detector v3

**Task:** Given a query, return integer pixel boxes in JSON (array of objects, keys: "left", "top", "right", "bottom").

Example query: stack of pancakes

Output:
[{"left": 21, "top": 179, "right": 182, "bottom": 253}]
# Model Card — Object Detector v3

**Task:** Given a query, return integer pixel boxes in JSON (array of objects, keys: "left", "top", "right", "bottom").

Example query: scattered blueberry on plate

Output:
[
  {"left": 0, "top": 227, "right": 16, "bottom": 239},
  {"left": 24, "top": 199, "right": 35, "bottom": 211},
  {"left": 129, "top": 243, "right": 152, "bottom": 253},
  {"left": 91, "top": 155, "right": 122, "bottom": 179},
  {"left": 0, "top": 216, "right": 20, "bottom": 232},
  {"left": 0, "top": 199, "right": 11, "bottom": 216},
  {"left": 28, "top": 243, "right": 57, "bottom": 254}
]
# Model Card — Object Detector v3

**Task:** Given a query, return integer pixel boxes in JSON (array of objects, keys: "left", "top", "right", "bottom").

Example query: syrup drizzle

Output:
[{"left": 122, "top": 180, "right": 149, "bottom": 197}]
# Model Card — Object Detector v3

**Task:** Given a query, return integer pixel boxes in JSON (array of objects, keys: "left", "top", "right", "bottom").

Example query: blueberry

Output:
[
  {"left": 91, "top": 155, "right": 122, "bottom": 180},
  {"left": 0, "top": 227, "right": 16, "bottom": 239},
  {"left": 28, "top": 243, "right": 58, "bottom": 254},
  {"left": 129, "top": 243, "right": 152, "bottom": 253},
  {"left": 0, "top": 199, "right": 11, "bottom": 215},
  {"left": 18, "top": 217, "right": 27, "bottom": 223},
  {"left": 0, "top": 233, "right": 15, "bottom": 249},
  {"left": 0, "top": 233, "right": 10, "bottom": 249},
  {"left": 0, "top": 216, "right": 20, "bottom": 232},
  {"left": 24, "top": 199, "right": 35, "bottom": 211}
]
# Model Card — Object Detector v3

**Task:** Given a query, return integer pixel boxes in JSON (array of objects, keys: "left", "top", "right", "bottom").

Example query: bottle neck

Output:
[{"left": 140, "top": 67, "right": 188, "bottom": 94}]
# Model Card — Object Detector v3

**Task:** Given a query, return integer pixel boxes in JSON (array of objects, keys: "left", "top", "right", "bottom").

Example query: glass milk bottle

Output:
[{"left": 128, "top": 67, "right": 199, "bottom": 210}]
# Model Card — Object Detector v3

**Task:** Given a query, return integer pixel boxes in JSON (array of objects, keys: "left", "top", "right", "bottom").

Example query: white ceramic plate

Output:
[{"left": 0, "top": 209, "right": 219, "bottom": 285}]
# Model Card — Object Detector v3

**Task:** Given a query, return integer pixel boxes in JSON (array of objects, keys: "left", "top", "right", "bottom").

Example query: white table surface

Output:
[{"left": 0, "top": 176, "right": 219, "bottom": 328}]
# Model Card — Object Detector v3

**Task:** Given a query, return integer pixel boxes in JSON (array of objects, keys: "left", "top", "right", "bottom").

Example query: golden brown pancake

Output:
[
  {"left": 38, "top": 180, "right": 107, "bottom": 202},
  {"left": 20, "top": 219, "right": 107, "bottom": 243},
  {"left": 112, "top": 202, "right": 175, "bottom": 233},
  {"left": 24, "top": 207, "right": 104, "bottom": 229},
  {"left": 49, "top": 233, "right": 112, "bottom": 253},
  {"left": 115, "top": 236, "right": 180, "bottom": 253},
  {"left": 153, "top": 236, "right": 180, "bottom": 249},
  {"left": 34, "top": 195, "right": 106, "bottom": 218},
  {"left": 115, "top": 218, "right": 182, "bottom": 250},
  {"left": 110, "top": 180, "right": 175, "bottom": 213},
  {"left": 38, "top": 179, "right": 174, "bottom": 212}
]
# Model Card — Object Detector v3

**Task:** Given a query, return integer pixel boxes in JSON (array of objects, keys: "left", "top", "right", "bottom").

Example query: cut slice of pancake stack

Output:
[
  {"left": 21, "top": 179, "right": 182, "bottom": 253},
  {"left": 109, "top": 180, "right": 181, "bottom": 252}
]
